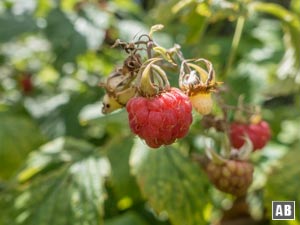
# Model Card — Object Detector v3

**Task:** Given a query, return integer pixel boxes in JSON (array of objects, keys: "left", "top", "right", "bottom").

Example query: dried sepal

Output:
[{"left": 136, "top": 58, "right": 170, "bottom": 97}]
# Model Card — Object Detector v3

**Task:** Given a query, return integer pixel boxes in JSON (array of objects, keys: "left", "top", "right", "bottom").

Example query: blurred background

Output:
[{"left": 0, "top": 0, "right": 300, "bottom": 225}]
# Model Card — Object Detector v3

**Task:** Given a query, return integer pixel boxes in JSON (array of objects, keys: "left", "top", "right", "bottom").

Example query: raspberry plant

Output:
[
  {"left": 1, "top": 1, "right": 300, "bottom": 225},
  {"left": 99, "top": 25, "right": 272, "bottom": 200}
]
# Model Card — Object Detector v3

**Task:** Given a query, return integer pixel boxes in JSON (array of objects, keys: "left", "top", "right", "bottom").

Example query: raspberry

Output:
[
  {"left": 189, "top": 92, "right": 213, "bottom": 115},
  {"left": 126, "top": 88, "right": 193, "bottom": 148},
  {"left": 205, "top": 160, "right": 254, "bottom": 196},
  {"left": 20, "top": 74, "right": 33, "bottom": 94},
  {"left": 230, "top": 121, "right": 271, "bottom": 151}
]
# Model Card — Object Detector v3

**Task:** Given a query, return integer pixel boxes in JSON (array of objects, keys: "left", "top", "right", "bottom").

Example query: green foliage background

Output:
[{"left": 0, "top": 0, "right": 300, "bottom": 225}]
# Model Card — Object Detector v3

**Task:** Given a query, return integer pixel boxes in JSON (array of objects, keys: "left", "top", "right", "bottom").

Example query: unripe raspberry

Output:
[
  {"left": 230, "top": 121, "right": 271, "bottom": 151},
  {"left": 126, "top": 88, "right": 193, "bottom": 148},
  {"left": 205, "top": 160, "right": 254, "bottom": 196},
  {"left": 179, "top": 59, "right": 219, "bottom": 116},
  {"left": 189, "top": 92, "right": 213, "bottom": 115}
]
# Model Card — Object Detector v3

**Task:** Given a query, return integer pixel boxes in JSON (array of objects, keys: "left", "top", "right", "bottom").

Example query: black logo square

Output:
[{"left": 272, "top": 201, "right": 295, "bottom": 220}]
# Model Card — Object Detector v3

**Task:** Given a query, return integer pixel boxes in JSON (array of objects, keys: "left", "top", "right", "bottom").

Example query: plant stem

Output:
[{"left": 223, "top": 16, "right": 245, "bottom": 78}]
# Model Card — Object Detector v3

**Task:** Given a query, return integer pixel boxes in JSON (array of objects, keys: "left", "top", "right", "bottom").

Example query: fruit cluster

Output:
[
  {"left": 100, "top": 25, "right": 219, "bottom": 148},
  {"left": 197, "top": 102, "right": 271, "bottom": 196},
  {"left": 100, "top": 25, "right": 272, "bottom": 197}
]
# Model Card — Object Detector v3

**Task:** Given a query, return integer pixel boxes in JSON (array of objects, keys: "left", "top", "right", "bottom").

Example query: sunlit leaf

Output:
[
  {"left": 264, "top": 3, "right": 300, "bottom": 58},
  {"left": 25, "top": 91, "right": 100, "bottom": 139},
  {"left": 80, "top": 108, "right": 130, "bottom": 138},
  {"left": 180, "top": 3, "right": 208, "bottom": 44},
  {"left": 45, "top": 8, "right": 87, "bottom": 69},
  {"left": 0, "top": 111, "right": 45, "bottom": 179},
  {"left": 60, "top": 0, "right": 79, "bottom": 11},
  {"left": 35, "top": 0, "right": 53, "bottom": 17},
  {"left": 275, "top": 30, "right": 300, "bottom": 93},
  {"left": 14, "top": 137, "right": 110, "bottom": 225},
  {"left": 251, "top": 2, "right": 300, "bottom": 95},
  {"left": 77, "top": 49, "right": 119, "bottom": 76},
  {"left": 75, "top": 4, "right": 111, "bottom": 50},
  {"left": 130, "top": 142, "right": 209, "bottom": 225},
  {"left": 106, "top": 137, "right": 141, "bottom": 208}
]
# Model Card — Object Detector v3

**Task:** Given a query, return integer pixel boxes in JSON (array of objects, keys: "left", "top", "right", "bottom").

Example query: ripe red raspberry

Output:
[
  {"left": 126, "top": 88, "right": 193, "bottom": 148},
  {"left": 20, "top": 74, "right": 33, "bottom": 94},
  {"left": 205, "top": 160, "right": 254, "bottom": 196},
  {"left": 230, "top": 121, "right": 271, "bottom": 151}
]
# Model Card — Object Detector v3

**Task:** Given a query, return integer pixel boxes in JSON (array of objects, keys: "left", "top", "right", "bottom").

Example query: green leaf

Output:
[
  {"left": 0, "top": 12, "right": 37, "bottom": 43},
  {"left": 130, "top": 142, "right": 208, "bottom": 225},
  {"left": 0, "top": 112, "right": 45, "bottom": 180},
  {"left": 80, "top": 108, "right": 131, "bottom": 138},
  {"left": 74, "top": 4, "right": 111, "bottom": 50},
  {"left": 253, "top": 2, "right": 300, "bottom": 56},
  {"left": 45, "top": 8, "right": 87, "bottom": 69},
  {"left": 181, "top": 4, "right": 207, "bottom": 44},
  {"left": 14, "top": 137, "right": 110, "bottom": 225},
  {"left": 224, "top": 74, "right": 254, "bottom": 105},
  {"left": 106, "top": 137, "right": 141, "bottom": 209},
  {"left": 26, "top": 91, "right": 99, "bottom": 139},
  {"left": 264, "top": 145, "right": 300, "bottom": 224},
  {"left": 251, "top": 2, "right": 300, "bottom": 94},
  {"left": 105, "top": 211, "right": 149, "bottom": 225},
  {"left": 273, "top": 29, "right": 300, "bottom": 95}
]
